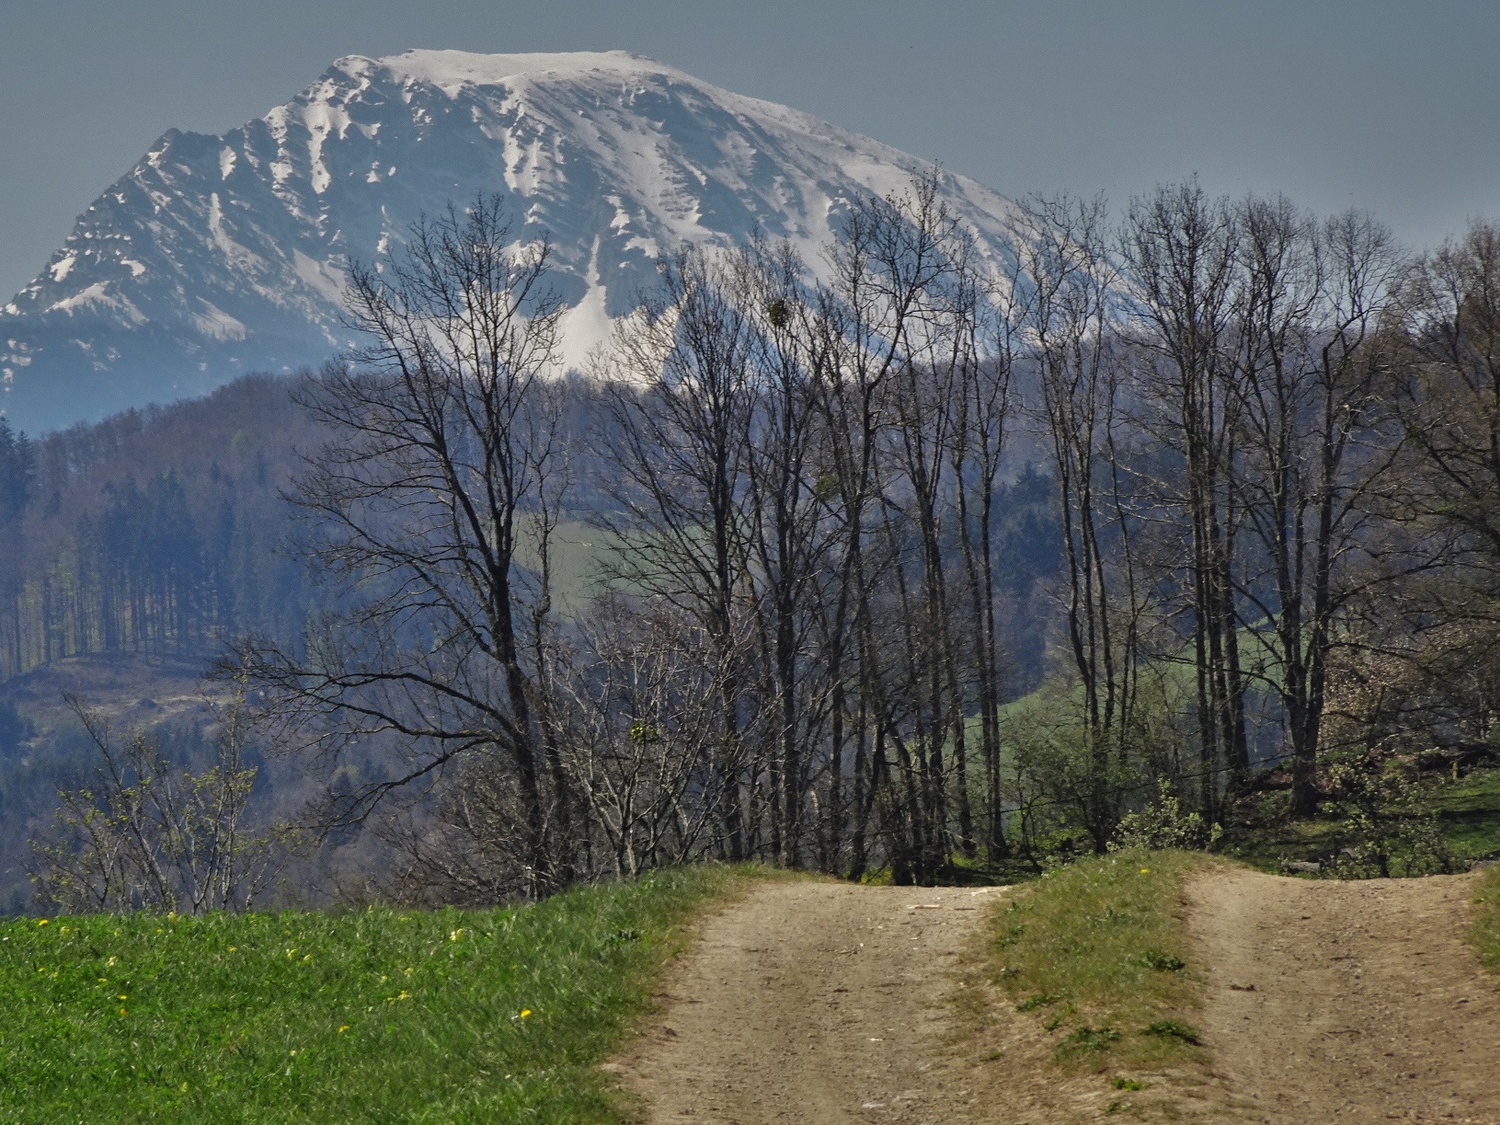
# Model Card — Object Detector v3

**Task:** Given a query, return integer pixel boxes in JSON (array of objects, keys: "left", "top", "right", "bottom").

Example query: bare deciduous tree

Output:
[
  {"left": 1123, "top": 182, "right": 1248, "bottom": 816},
  {"left": 231, "top": 195, "right": 569, "bottom": 897}
]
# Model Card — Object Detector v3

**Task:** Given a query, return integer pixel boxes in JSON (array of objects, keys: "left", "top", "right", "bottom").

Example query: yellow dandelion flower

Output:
[
  {"left": 338, "top": 1025, "right": 350, "bottom": 1034},
  {"left": 119, "top": 1008, "right": 127, "bottom": 1016},
  {"left": 520, "top": 1008, "right": 532, "bottom": 1019},
  {"left": 36, "top": 919, "right": 48, "bottom": 927},
  {"left": 1139, "top": 868, "right": 1150, "bottom": 874}
]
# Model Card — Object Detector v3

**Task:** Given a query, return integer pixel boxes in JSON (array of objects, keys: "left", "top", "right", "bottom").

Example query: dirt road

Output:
[
  {"left": 1190, "top": 869, "right": 1500, "bottom": 1123},
  {"left": 615, "top": 882, "right": 1007, "bottom": 1124},
  {"left": 618, "top": 871, "right": 1500, "bottom": 1123}
]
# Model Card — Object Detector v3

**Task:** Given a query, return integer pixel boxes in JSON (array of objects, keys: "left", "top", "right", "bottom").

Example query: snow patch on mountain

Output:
[{"left": 379, "top": 48, "right": 680, "bottom": 91}]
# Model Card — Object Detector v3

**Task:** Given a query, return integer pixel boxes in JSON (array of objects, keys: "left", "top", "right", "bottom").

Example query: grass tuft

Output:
[
  {"left": 0, "top": 864, "right": 757, "bottom": 1123},
  {"left": 1143, "top": 1018, "right": 1202, "bottom": 1044},
  {"left": 988, "top": 847, "right": 1213, "bottom": 1069},
  {"left": 1015, "top": 992, "right": 1060, "bottom": 1012},
  {"left": 1139, "top": 949, "right": 1186, "bottom": 972},
  {"left": 1062, "top": 1025, "right": 1121, "bottom": 1054}
]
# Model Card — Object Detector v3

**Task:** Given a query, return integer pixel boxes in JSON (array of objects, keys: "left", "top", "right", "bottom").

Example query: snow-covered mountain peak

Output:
[
  {"left": 358, "top": 48, "right": 685, "bottom": 92},
  {"left": 0, "top": 49, "right": 1020, "bottom": 433}
]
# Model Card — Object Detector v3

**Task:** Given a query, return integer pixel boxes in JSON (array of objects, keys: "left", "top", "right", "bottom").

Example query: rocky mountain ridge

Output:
[{"left": 1, "top": 49, "right": 1020, "bottom": 432}]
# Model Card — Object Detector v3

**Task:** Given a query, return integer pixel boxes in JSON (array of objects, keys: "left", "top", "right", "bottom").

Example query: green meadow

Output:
[{"left": 0, "top": 866, "right": 752, "bottom": 1124}]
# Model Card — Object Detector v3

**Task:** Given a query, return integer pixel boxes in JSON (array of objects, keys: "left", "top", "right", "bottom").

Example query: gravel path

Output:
[{"left": 617, "top": 870, "right": 1500, "bottom": 1123}]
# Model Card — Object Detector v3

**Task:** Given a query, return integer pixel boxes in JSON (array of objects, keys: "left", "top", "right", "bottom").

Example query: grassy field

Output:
[
  {"left": 988, "top": 848, "right": 1213, "bottom": 1074},
  {"left": 0, "top": 865, "right": 756, "bottom": 1124},
  {"left": 1429, "top": 767, "right": 1500, "bottom": 859}
]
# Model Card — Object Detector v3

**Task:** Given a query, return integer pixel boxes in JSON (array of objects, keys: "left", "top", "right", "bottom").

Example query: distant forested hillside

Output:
[
  {"left": 0, "top": 372, "right": 1065, "bottom": 690},
  {"left": 0, "top": 376, "right": 325, "bottom": 676},
  {"left": 0, "top": 358, "right": 1065, "bottom": 910}
]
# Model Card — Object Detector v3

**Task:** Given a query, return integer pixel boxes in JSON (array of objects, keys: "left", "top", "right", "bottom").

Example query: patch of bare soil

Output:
[
  {"left": 1, "top": 653, "right": 222, "bottom": 738},
  {"left": 1189, "top": 868, "right": 1500, "bottom": 1123}
]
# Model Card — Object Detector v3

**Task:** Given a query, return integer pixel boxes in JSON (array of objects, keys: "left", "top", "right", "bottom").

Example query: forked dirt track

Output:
[{"left": 616, "top": 872, "right": 1500, "bottom": 1124}]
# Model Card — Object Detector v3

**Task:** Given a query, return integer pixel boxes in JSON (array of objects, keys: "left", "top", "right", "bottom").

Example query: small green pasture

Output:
[
  {"left": 1428, "top": 767, "right": 1500, "bottom": 859},
  {"left": 1224, "top": 765, "right": 1500, "bottom": 873}
]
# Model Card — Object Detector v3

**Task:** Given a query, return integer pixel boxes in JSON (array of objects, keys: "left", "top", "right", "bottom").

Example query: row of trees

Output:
[
  {"left": 232, "top": 187, "right": 1052, "bottom": 895},
  {"left": 987, "top": 190, "right": 1500, "bottom": 854},
  {"left": 0, "top": 378, "right": 321, "bottom": 678},
  {"left": 1013, "top": 188, "right": 1410, "bottom": 839},
  {"left": 219, "top": 181, "right": 1500, "bottom": 897}
]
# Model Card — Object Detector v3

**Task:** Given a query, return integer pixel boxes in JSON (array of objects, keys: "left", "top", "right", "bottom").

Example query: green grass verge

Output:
[
  {"left": 1428, "top": 768, "right": 1500, "bottom": 860},
  {"left": 0, "top": 864, "right": 756, "bottom": 1123},
  {"left": 1472, "top": 864, "right": 1500, "bottom": 972},
  {"left": 989, "top": 848, "right": 1214, "bottom": 1072}
]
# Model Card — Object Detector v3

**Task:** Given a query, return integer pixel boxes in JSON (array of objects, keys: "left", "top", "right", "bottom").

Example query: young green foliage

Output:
[{"left": 1472, "top": 863, "right": 1500, "bottom": 973}]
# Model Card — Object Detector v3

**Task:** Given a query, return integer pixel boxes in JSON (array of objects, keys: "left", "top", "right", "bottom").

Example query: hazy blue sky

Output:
[{"left": 3, "top": 0, "right": 1495, "bottom": 297}]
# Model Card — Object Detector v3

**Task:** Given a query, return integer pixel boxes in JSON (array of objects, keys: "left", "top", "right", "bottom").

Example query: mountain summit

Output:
[{"left": 0, "top": 49, "right": 1019, "bottom": 432}]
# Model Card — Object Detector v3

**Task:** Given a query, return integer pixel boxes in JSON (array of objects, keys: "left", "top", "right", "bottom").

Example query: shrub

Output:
[
  {"left": 1110, "top": 779, "right": 1221, "bottom": 852},
  {"left": 1322, "top": 750, "right": 1460, "bottom": 879}
]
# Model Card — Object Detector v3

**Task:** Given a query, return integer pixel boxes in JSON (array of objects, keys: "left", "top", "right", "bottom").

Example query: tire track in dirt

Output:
[{"left": 1189, "top": 868, "right": 1500, "bottom": 1123}]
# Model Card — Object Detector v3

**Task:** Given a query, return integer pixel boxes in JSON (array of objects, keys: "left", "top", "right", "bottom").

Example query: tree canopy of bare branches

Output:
[{"left": 231, "top": 195, "right": 570, "bottom": 897}]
